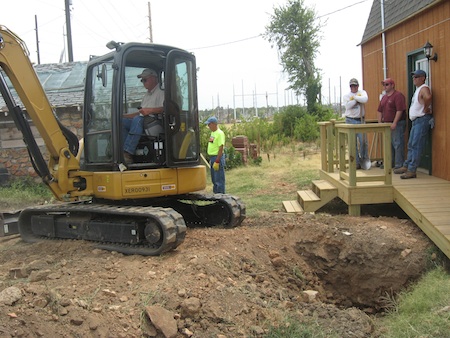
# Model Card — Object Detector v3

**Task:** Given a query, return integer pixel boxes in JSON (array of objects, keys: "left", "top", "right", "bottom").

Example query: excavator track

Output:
[
  {"left": 0, "top": 211, "right": 20, "bottom": 236},
  {"left": 153, "top": 193, "right": 246, "bottom": 228},
  {"left": 18, "top": 202, "right": 186, "bottom": 256}
]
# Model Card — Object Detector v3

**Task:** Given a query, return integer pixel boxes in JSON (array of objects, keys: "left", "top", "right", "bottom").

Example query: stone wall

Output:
[{"left": 0, "top": 107, "right": 82, "bottom": 178}]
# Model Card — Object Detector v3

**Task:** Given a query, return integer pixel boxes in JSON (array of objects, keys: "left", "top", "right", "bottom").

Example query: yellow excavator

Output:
[{"left": 0, "top": 26, "right": 245, "bottom": 255}]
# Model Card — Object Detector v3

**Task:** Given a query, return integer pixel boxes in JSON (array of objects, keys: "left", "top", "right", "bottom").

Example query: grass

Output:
[
  {"left": 378, "top": 266, "right": 450, "bottom": 338},
  {"left": 0, "top": 177, "right": 53, "bottom": 209},
  {"left": 224, "top": 146, "right": 321, "bottom": 217},
  {"left": 264, "top": 318, "right": 339, "bottom": 338}
]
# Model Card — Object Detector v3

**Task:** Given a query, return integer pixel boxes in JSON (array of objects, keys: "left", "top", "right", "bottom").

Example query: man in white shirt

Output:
[
  {"left": 122, "top": 68, "right": 164, "bottom": 164},
  {"left": 343, "top": 78, "right": 369, "bottom": 169},
  {"left": 394, "top": 69, "right": 432, "bottom": 179}
]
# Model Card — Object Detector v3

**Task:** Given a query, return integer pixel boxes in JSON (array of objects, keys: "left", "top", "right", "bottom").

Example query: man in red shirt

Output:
[{"left": 377, "top": 78, "right": 407, "bottom": 170}]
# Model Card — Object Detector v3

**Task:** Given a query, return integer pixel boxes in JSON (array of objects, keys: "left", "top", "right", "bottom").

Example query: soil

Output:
[{"left": 0, "top": 203, "right": 436, "bottom": 338}]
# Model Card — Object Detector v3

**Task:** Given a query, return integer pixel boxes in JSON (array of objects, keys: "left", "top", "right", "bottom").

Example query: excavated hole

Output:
[
  {"left": 294, "top": 206, "right": 428, "bottom": 312},
  {"left": 295, "top": 237, "right": 427, "bottom": 311}
]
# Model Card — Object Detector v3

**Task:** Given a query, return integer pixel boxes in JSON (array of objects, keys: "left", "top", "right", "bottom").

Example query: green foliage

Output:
[
  {"left": 228, "top": 118, "right": 274, "bottom": 145},
  {"left": 271, "top": 105, "right": 338, "bottom": 142},
  {"left": 252, "top": 156, "right": 262, "bottom": 166},
  {"left": 294, "top": 114, "right": 319, "bottom": 142},
  {"left": 0, "top": 176, "right": 53, "bottom": 209},
  {"left": 0, "top": 176, "right": 51, "bottom": 199},
  {"left": 200, "top": 121, "right": 211, "bottom": 158},
  {"left": 265, "top": 0, "right": 322, "bottom": 110},
  {"left": 224, "top": 147, "right": 243, "bottom": 170}
]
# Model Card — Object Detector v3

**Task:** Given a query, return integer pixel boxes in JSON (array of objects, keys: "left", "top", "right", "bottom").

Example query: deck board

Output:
[{"left": 392, "top": 170, "right": 450, "bottom": 259}]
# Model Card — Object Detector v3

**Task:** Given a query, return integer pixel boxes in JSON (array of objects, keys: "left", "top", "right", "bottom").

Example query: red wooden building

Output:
[{"left": 360, "top": 0, "right": 449, "bottom": 180}]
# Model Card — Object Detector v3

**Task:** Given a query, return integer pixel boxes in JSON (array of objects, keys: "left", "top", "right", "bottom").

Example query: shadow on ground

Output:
[{"left": 318, "top": 197, "right": 410, "bottom": 219}]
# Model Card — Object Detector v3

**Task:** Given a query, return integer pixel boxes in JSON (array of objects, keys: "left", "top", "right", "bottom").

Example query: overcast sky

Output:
[{"left": 1, "top": 0, "right": 373, "bottom": 110}]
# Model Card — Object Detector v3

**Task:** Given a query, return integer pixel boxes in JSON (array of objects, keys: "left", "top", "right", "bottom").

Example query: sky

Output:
[{"left": 1, "top": 0, "right": 373, "bottom": 111}]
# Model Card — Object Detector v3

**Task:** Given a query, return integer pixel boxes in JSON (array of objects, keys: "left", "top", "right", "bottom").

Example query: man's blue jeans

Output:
[
  {"left": 123, "top": 116, "right": 144, "bottom": 154},
  {"left": 391, "top": 119, "right": 406, "bottom": 169},
  {"left": 403, "top": 115, "right": 432, "bottom": 173},
  {"left": 209, "top": 155, "right": 226, "bottom": 194},
  {"left": 345, "top": 117, "right": 363, "bottom": 166}
]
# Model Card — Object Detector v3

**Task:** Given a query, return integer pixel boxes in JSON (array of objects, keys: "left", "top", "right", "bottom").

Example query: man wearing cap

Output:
[
  {"left": 122, "top": 68, "right": 164, "bottom": 164},
  {"left": 205, "top": 116, "right": 226, "bottom": 193},
  {"left": 394, "top": 69, "right": 432, "bottom": 179},
  {"left": 377, "top": 78, "right": 407, "bottom": 169},
  {"left": 343, "top": 78, "right": 369, "bottom": 169}
]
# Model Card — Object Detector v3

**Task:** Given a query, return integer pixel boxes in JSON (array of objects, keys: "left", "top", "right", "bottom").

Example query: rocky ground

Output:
[{"left": 0, "top": 206, "right": 436, "bottom": 338}]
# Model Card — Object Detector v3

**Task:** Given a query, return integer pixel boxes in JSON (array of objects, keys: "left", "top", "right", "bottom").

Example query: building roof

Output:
[
  {"left": 0, "top": 61, "right": 87, "bottom": 112},
  {"left": 361, "top": 0, "right": 438, "bottom": 44}
]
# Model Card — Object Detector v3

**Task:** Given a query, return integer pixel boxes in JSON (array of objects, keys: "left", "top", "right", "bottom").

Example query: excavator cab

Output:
[{"left": 83, "top": 43, "right": 200, "bottom": 171}]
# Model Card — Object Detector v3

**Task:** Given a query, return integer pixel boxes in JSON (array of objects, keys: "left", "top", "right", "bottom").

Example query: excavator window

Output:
[
  {"left": 84, "top": 61, "right": 114, "bottom": 165},
  {"left": 165, "top": 55, "right": 199, "bottom": 165}
]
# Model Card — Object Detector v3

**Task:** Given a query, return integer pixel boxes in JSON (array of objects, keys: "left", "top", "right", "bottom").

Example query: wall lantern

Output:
[{"left": 423, "top": 41, "right": 438, "bottom": 62}]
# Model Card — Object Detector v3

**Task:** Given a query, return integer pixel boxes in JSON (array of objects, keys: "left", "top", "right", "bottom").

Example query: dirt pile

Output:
[{"left": 0, "top": 212, "right": 433, "bottom": 337}]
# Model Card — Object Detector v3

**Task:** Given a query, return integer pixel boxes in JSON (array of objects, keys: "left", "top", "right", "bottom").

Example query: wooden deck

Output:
[
  {"left": 286, "top": 120, "right": 450, "bottom": 259},
  {"left": 393, "top": 170, "right": 450, "bottom": 259}
]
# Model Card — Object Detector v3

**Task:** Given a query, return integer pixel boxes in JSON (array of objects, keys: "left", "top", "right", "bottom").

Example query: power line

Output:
[
  {"left": 188, "top": 34, "right": 262, "bottom": 51},
  {"left": 317, "top": 0, "right": 370, "bottom": 19},
  {"left": 188, "top": 0, "right": 371, "bottom": 51}
]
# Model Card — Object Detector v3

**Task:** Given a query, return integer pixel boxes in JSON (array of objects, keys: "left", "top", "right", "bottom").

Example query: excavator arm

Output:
[{"left": 0, "top": 25, "right": 92, "bottom": 200}]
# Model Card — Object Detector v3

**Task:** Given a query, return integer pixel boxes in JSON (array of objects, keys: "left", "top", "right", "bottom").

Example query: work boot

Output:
[
  {"left": 400, "top": 171, "right": 416, "bottom": 179},
  {"left": 393, "top": 166, "right": 407, "bottom": 174},
  {"left": 356, "top": 163, "right": 361, "bottom": 170},
  {"left": 123, "top": 152, "right": 134, "bottom": 164}
]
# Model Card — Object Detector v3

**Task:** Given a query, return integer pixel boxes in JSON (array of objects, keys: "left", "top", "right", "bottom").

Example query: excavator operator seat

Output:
[{"left": 143, "top": 114, "right": 164, "bottom": 138}]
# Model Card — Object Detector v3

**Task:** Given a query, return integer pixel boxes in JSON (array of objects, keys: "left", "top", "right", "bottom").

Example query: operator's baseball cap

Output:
[
  {"left": 205, "top": 116, "right": 218, "bottom": 125},
  {"left": 411, "top": 69, "right": 427, "bottom": 78},
  {"left": 137, "top": 68, "right": 158, "bottom": 78},
  {"left": 381, "top": 78, "right": 395, "bottom": 86},
  {"left": 349, "top": 78, "right": 359, "bottom": 86}
]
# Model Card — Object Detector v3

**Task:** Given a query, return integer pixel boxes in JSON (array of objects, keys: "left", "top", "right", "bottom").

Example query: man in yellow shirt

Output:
[{"left": 205, "top": 116, "right": 225, "bottom": 193}]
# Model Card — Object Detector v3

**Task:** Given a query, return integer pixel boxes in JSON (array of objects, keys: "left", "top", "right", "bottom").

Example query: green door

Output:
[{"left": 407, "top": 52, "right": 432, "bottom": 174}]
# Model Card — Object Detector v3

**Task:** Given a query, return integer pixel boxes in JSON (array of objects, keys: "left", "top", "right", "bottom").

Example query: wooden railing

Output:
[{"left": 319, "top": 120, "right": 393, "bottom": 186}]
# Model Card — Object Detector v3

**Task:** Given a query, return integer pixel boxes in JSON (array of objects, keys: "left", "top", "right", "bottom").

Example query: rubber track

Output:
[
  {"left": 0, "top": 211, "right": 20, "bottom": 236},
  {"left": 182, "top": 193, "right": 246, "bottom": 227},
  {"left": 18, "top": 203, "right": 186, "bottom": 256}
]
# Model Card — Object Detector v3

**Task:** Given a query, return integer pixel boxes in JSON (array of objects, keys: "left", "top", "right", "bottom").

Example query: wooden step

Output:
[
  {"left": 282, "top": 200, "right": 304, "bottom": 213},
  {"left": 312, "top": 179, "right": 337, "bottom": 191},
  {"left": 297, "top": 189, "right": 330, "bottom": 213},
  {"left": 312, "top": 180, "right": 338, "bottom": 209},
  {"left": 297, "top": 189, "right": 320, "bottom": 203}
]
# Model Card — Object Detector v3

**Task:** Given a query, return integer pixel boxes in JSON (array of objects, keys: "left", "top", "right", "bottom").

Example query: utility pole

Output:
[
  {"left": 148, "top": 2, "right": 153, "bottom": 43},
  {"left": 65, "top": 0, "right": 73, "bottom": 61},
  {"left": 233, "top": 84, "right": 236, "bottom": 120},
  {"left": 34, "top": 15, "right": 41, "bottom": 65},
  {"left": 339, "top": 76, "right": 342, "bottom": 116}
]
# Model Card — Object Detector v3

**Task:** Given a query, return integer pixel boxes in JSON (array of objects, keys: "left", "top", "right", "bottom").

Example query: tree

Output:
[{"left": 264, "top": 0, "right": 322, "bottom": 112}]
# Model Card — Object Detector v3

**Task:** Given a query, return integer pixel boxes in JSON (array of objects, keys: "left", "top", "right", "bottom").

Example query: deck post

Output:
[
  {"left": 319, "top": 122, "right": 328, "bottom": 171},
  {"left": 348, "top": 204, "right": 361, "bottom": 216},
  {"left": 326, "top": 122, "right": 335, "bottom": 172}
]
